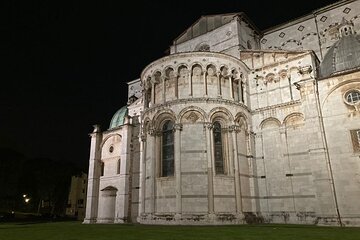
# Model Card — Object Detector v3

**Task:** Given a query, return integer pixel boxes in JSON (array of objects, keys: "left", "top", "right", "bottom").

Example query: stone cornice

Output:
[
  {"left": 142, "top": 97, "right": 250, "bottom": 117},
  {"left": 252, "top": 100, "right": 301, "bottom": 114}
]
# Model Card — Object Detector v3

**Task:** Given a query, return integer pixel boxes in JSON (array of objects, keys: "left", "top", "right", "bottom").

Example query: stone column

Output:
[
  {"left": 189, "top": 72, "right": 192, "bottom": 96},
  {"left": 84, "top": 125, "right": 102, "bottom": 224},
  {"left": 151, "top": 82, "right": 155, "bottom": 106},
  {"left": 147, "top": 127, "right": 157, "bottom": 217},
  {"left": 229, "top": 76, "right": 234, "bottom": 100},
  {"left": 217, "top": 72, "right": 221, "bottom": 97},
  {"left": 174, "top": 73, "right": 179, "bottom": 99},
  {"left": 227, "top": 128, "right": 234, "bottom": 176},
  {"left": 238, "top": 81, "right": 243, "bottom": 103},
  {"left": 242, "top": 80, "right": 247, "bottom": 105},
  {"left": 230, "top": 125, "right": 242, "bottom": 214},
  {"left": 203, "top": 71, "right": 207, "bottom": 96},
  {"left": 174, "top": 123, "right": 183, "bottom": 219},
  {"left": 205, "top": 123, "right": 214, "bottom": 214},
  {"left": 247, "top": 129, "right": 260, "bottom": 211},
  {"left": 138, "top": 132, "right": 147, "bottom": 217},
  {"left": 162, "top": 76, "right": 166, "bottom": 104}
]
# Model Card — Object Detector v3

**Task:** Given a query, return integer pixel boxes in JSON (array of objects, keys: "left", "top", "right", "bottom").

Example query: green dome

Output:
[{"left": 109, "top": 106, "right": 128, "bottom": 129}]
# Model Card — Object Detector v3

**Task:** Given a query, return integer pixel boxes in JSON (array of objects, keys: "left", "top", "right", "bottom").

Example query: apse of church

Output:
[{"left": 84, "top": 0, "right": 360, "bottom": 226}]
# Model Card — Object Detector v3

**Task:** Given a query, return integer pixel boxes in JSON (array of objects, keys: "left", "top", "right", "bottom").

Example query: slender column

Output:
[
  {"left": 227, "top": 128, "right": 234, "bottom": 176},
  {"left": 162, "top": 76, "right": 166, "bottom": 103},
  {"left": 147, "top": 128, "right": 157, "bottom": 216},
  {"left": 153, "top": 131, "right": 161, "bottom": 214},
  {"left": 203, "top": 71, "right": 207, "bottom": 96},
  {"left": 189, "top": 72, "right": 192, "bottom": 96},
  {"left": 174, "top": 73, "right": 179, "bottom": 99},
  {"left": 229, "top": 77, "right": 234, "bottom": 100},
  {"left": 151, "top": 83, "right": 155, "bottom": 105},
  {"left": 217, "top": 72, "right": 221, "bottom": 97},
  {"left": 230, "top": 125, "right": 242, "bottom": 213},
  {"left": 239, "top": 73, "right": 244, "bottom": 103},
  {"left": 238, "top": 81, "right": 242, "bottom": 103},
  {"left": 205, "top": 123, "right": 214, "bottom": 214},
  {"left": 84, "top": 125, "right": 102, "bottom": 224},
  {"left": 139, "top": 133, "right": 147, "bottom": 216},
  {"left": 242, "top": 79, "right": 247, "bottom": 105},
  {"left": 174, "top": 123, "right": 183, "bottom": 217}
]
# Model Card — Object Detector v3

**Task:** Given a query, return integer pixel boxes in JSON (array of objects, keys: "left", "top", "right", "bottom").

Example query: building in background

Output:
[
  {"left": 66, "top": 172, "right": 87, "bottom": 220},
  {"left": 84, "top": 0, "right": 360, "bottom": 226}
]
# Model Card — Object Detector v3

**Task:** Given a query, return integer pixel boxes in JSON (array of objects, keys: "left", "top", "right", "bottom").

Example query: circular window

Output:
[
  {"left": 109, "top": 146, "right": 114, "bottom": 153},
  {"left": 344, "top": 90, "right": 360, "bottom": 105}
]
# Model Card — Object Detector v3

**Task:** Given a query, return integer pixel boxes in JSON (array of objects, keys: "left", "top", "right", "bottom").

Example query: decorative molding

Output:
[{"left": 174, "top": 123, "right": 183, "bottom": 131}]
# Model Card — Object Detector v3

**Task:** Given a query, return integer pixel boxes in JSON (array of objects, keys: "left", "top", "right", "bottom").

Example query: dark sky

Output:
[{"left": 3, "top": 0, "right": 339, "bottom": 170}]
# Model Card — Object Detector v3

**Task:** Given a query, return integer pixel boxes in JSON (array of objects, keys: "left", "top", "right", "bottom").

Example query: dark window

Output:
[
  {"left": 117, "top": 159, "right": 121, "bottom": 174},
  {"left": 350, "top": 129, "right": 360, "bottom": 152},
  {"left": 162, "top": 120, "right": 174, "bottom": 177},
  {"left": 213, "top": 121, "right": 224, "bottom": 174}
]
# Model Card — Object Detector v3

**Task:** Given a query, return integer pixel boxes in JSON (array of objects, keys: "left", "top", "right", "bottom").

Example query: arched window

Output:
[
  {"left": 117, "top": 159, "right": 121, "bottom": 174},
  {"left": 213, "top": 121, "right": 224, "bottom": 174},
  {"left": 162, "top": 120, "right": 174, "bottom": 177}
]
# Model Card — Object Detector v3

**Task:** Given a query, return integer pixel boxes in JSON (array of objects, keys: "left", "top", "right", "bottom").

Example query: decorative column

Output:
[
  {"left": 174, "top": 123, "right": 183, "bottom": 220},
  {"left": 230, "top": 125, "right": 242, "bottom": 214},
  {"left": 229, "top": 76, "right": 234, "bottom": 100},
  {"left": 151, "top": 82, "right": 155, "bottom": 106},
  {"left": 203, "top": 71, "right": 207, "bottom": 96},
  {"left": 147, "top": 127, "right": 157, "bottom": 217},
  {"left": 217, "top": 72, "right": 222, "bottom": 97},
  {"left": 174, "top": 73, "right": 179, "bottom": 99},
  {"left": 247, "top": 128, "right": 260, "bottom": 211},
  {"left": 139, "top": 132, "right": 147, "bottom": 217},
  {"left": 239, "top": 73, "right": 244, "bottom": 103},
  {"left": 162, "top": 76, "right": 166, "bottom": 103},
  {"left": 227, "top": 127, "right": 234, "bottom": 176},
  {"left": 242, "top": 79, "right": 247, "bottom": 105},
  {"left": 84, "top": 125, "right": 102, "bottom": 224},
  {"left": 205, "top": 122, "right": 214, "bottom": 215},
  {"left": 189, "top": 71, "right": 193, "bottom": 96}
]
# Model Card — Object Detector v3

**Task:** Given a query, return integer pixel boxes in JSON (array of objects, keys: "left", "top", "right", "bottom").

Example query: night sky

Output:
[{"left": 4, "top": 0, "right": 339, "bottom": 170}]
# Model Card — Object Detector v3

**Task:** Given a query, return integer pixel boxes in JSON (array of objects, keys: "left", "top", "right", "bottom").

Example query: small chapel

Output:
[{"left": 84, "top": 0, "right": 360, "bottom": 226}]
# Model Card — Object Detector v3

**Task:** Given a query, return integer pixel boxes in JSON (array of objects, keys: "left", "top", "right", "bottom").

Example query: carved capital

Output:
[
  {"left": 140, "top": 133, "right": 147, "bottom": 142},
  {"left": 298, "top": 65, "right": 312, "bottom": 75},
  {"left": 148, "top": 127, "right": 155, "bottom": 136},
  {"left": 150, "top": 76, "right": 159, "bottom": 84},
  {"left": 155, "top": 130, "right": 162, "bottom": 137},
  {"left": 204, "top": 122, "right": 213, "bottom": 130},
  {"left": 174, "top": 123, "right": 183, "bottom": 131},
  {"left": 229, "top": 125, "right": 241, "bottom": 133}
]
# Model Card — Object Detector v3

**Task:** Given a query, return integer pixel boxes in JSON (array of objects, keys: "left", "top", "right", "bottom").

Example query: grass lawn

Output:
[{"left": 0, "top": 221, "right": 359, "bottom": 240}]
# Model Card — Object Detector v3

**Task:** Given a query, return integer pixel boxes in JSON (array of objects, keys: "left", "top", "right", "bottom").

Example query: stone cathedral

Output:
[{"left": 84, "top": 0, "right": 360, "bottom": 226}]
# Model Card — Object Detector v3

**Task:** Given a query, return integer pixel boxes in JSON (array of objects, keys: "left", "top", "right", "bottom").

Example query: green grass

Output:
[{"left": 0, "top": 221, "right": 359, "bottom": 240}]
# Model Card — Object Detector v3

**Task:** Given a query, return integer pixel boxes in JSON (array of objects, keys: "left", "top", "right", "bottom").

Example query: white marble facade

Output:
[{"left": 84, "top": 0, "right": 360, "bottom": 226}]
